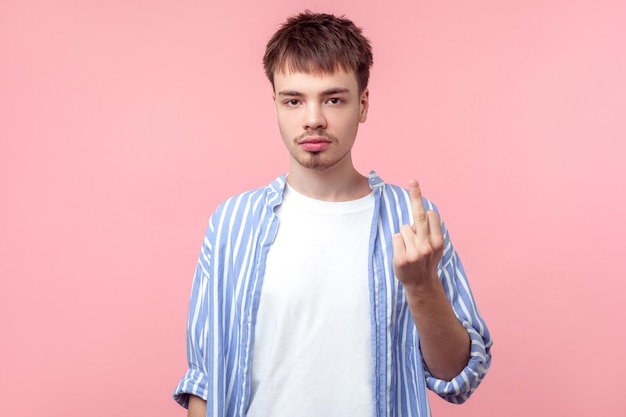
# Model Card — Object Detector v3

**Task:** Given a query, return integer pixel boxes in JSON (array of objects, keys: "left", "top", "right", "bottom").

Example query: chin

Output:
[{"left": 300, "top": 158, "right": 340, "bottom": 171}]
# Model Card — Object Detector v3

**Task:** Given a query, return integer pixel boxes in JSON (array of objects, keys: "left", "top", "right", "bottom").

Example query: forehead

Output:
[{"left": 273, "top": 68, "right": 359, "bottom": 93}]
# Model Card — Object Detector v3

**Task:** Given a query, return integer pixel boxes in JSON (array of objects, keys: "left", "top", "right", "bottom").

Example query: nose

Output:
[{"left": 303, "top": 103, "right": 327, "bottom": 131}]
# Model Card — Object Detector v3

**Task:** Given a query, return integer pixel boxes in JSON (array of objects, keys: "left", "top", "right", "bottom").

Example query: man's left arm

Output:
[{"left": 392, "top": 180, "right": 491, "bottom": 384}]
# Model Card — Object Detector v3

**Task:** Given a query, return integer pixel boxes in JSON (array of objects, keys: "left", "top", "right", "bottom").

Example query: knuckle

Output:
[{"left": 432, "top": 237, "right": 444, "bottom": 249}]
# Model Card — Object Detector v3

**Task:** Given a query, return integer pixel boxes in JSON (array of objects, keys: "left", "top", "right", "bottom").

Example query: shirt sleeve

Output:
[
  {"left": 424, "top": 218, "right": 493, "bottom": 404},
  {"left": 172, "top": 217, "right": 217, "bottom": 409}
]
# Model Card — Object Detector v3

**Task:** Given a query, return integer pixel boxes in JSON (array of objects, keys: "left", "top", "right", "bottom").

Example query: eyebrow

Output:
[{"left": 277, "top": 87, "right": 351, "bottom": 97}]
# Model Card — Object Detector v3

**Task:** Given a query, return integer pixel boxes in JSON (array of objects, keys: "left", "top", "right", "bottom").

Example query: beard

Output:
[
  {"left": 290, "top": 147, "right": 351, "bottom": 170},
  {"left": 295, "top": 153, "right": 327, "bottom": 170}
]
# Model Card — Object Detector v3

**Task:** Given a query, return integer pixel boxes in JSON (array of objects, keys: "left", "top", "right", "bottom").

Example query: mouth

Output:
[{"left": 298, "top": 137, "right": 331, "bottom": 152}]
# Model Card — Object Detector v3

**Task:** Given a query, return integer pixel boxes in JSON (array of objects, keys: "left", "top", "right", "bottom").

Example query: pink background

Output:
[{"left": 2, "top": 1, "right": 625, "bottom": 416}]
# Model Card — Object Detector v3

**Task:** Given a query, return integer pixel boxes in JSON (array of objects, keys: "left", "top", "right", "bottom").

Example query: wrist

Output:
[{"left": 402, "top": 273, "right": 443, "bottom": 299}]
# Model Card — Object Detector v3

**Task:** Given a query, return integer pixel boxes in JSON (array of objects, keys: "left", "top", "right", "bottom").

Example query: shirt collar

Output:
[{"left": 267, "top": 170, "right": 385, "bottom": 208}]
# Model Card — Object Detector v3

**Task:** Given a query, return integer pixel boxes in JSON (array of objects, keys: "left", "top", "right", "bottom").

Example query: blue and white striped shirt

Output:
[{"left": 173, "top": 171, "right": 492, "bottom": 417}]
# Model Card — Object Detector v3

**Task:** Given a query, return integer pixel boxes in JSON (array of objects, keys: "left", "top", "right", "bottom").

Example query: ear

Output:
[
  {"left": 359, "top": 88, "right": 369, "bottom": 123},
  {"left": 272, "top": 91, "right": 277, "bottom": 115}
]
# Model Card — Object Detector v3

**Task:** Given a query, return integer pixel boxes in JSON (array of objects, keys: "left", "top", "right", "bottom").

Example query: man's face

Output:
[{"left": 273, "top": 69, "right": 369, "bottom": 171}]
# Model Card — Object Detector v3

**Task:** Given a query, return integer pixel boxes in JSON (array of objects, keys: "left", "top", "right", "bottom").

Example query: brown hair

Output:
[{"left": 263, "top": 11, "right": 374, "bottom": 92}]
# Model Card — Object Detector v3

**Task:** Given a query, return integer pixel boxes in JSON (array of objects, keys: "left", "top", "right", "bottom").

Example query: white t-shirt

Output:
[{"left": 246, "top": 184, "right": 375, "bottom": 417}]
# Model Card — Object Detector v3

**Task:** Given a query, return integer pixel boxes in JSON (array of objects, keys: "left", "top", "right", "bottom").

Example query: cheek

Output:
[
  {"left": 341, "top": 112, "right": 361, "bottom": 133},
  {"left": 276, "top": 114, "right": 294, "bottom": 140},
  {"left": 275, "top": 111, "right": 287, "bottom": 127}
]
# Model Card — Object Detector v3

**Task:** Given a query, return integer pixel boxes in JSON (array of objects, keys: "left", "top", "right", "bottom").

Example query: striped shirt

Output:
[{"left": 173, "top": 171, "right": 492, "bottom": 417}]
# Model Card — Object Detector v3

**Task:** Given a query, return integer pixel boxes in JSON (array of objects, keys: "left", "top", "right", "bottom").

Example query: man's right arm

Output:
[{"left": 187, "top": 395, "right": 207, "bottom": 417}]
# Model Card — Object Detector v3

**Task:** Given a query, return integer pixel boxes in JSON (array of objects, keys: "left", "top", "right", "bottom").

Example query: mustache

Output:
[{"left": 296, "top": 130, "right": 336, "bottom": 142}]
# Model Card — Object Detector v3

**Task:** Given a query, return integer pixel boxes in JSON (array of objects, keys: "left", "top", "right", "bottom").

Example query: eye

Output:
[
  {"left": 327, "top": 97, "right": 344, "bottom": 105},
  {"left": 284, "top": 99, "right": 301, "bottom": 107}
]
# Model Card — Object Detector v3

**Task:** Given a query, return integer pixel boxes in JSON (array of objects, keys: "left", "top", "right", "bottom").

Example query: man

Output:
[{"left": 174, "top": 11, "right": 492, "bottom": 417}]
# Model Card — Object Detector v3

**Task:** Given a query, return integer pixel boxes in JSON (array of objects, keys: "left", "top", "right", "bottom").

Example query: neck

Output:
[{"left": 286, "top": 158, "right": 370, "bottom": 202}]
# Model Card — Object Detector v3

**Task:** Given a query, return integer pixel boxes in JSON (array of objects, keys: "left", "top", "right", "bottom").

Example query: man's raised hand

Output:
[{"left": 391, "top": 180, "right": 445, "bottom": 291}]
